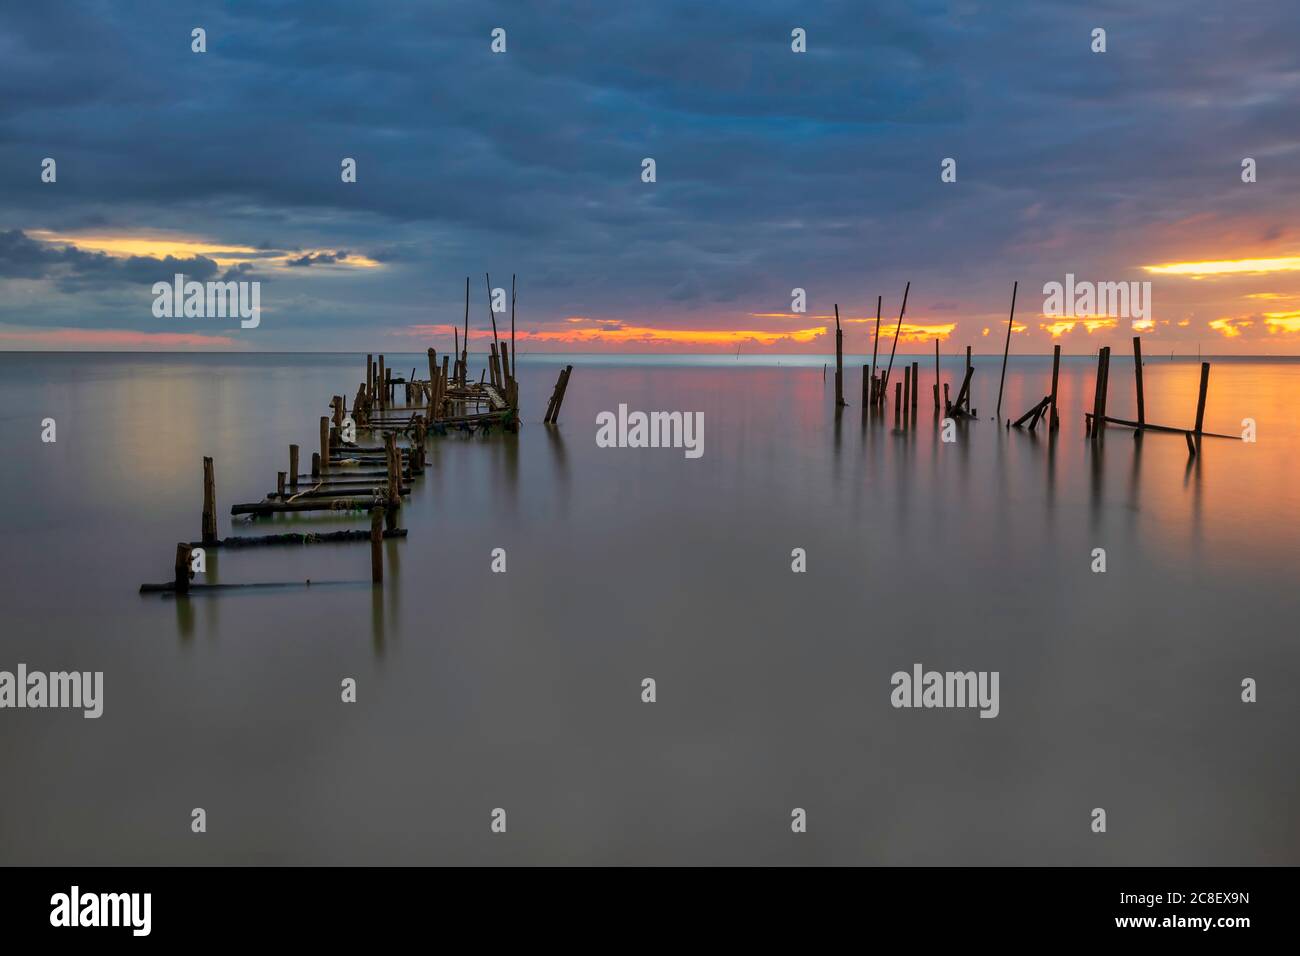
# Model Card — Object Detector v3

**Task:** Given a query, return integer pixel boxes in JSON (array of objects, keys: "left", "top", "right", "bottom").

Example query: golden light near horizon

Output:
[
  {"left": 28, "top": 230, "right": 381, "bottom": 271},
  {"left": 404, "top": 321, "right": 828, "bottom": 346},
  {"left": 1143, "top": 256, "right": 1300, "bottom": 277},
  {"left": 1263, "top": 310, "right": 1300, "bottom": 333}
]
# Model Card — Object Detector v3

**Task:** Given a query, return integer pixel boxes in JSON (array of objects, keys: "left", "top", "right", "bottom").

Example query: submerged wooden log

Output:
[
  {"left": 231, "top": 497, "right": 385, "bottom": 516},
  {"left": 187, "top": 528, "right": 407, "bottom": 549}
]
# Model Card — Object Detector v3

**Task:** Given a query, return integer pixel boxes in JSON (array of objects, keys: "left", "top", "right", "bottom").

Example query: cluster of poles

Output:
[{"left": 830, "top": 281, "right": 1234, "bottom": 458}]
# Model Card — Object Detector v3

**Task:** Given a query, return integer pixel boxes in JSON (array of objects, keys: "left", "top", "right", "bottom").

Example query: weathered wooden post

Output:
[
  {"left": 289, "top": 444, "right": 299, "bottom": 489},
  {"left": 1098, "top": 346, "right": 1111, "bottom": 426},
  {"left": 378, "top": 355, "right": 386, "bottom": 410},
  {"left": 370, "top": 506, "right": 383, "bottom": 585},
  {"left": 870, "top": 296, "right": 882, "bottom": 407},
  {"left": 174, "top": 543, "right": 192, "bottom": 595},
  {"left": 893, "top": 382, "right": 902, "bottom": 427},
  {"left": 1133, "top": 336, "right": 1146, "bottom": 429},
  {"left": 910, "top": 360, "right": 919, "bottom": 410},
  {"left": 902, "top": 365, "right": 911, "bottom": 424},
  {"left": 201, "top": 456, "right": 217, "bottom": 544},
  {"left": 1194, "top": 361, "right": 1210, "bottom": 436},
  {"left": 861, "top": 365, "right": 869, "bottom": 405},
  {"left": 319, "top": 417, "right": 330, "bottom": 474},
  {"left": 366, "top": 354, "right": 373, "bottom": 403},
  {"left": 500, "top": 341, "right": 512, "bottom": 389},
  {"left": 383, "top": 432, "right": 400, "bottom": 531},
  {"left": 311, "top": 452, "right": 320, "bottom": 479},
  {"left": 552, "top": 365, "right": 573, "bottom": 423},
  {"left": 277, "top": 471, "right": 286, "bottom": 498},
  {"left": 833, "top": 305, "right": 845, "bottom": 407},
  {"left": 934, "top": 339, "right": 940, "bottom": 410},
  {"left": 1048, "top": 344, "right": 1061, "bottom": 431}
]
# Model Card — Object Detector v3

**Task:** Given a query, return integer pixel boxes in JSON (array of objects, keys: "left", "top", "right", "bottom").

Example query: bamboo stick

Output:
[{"left": 996, "top": 281, "right": 1018, "bottom": 422}]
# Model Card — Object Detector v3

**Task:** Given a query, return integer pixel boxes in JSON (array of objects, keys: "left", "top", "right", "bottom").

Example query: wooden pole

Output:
[
  {"left": 934, "top": 339, "right": 940, "bottom": 410},
  {"left": 893, "top": 382, "right": 902, "bottom": 427},
  {"left": 1194, "top": 361, "right": 1210, "bottom": 436},
  {"left": 319, "top": 417, "right": 330, "bottom": 474},
  {"left": 883, "top": 282, "right": 910, "bottom": 398},
  {"left": 378, "top": 356, "right": 386, "bottom": 410},
  {"left": 510, "top": 274, "right": 517, "bottom": 387},
  {"left": 996, "top": 281, "right": 1018, "bottom": 422},
  {"left": 174, "top": 543, "right": 191, "bottom": 595},
  {"left": 1048, "top": 344, "right": 1061, "bottom": 431},
  {"left": 289, "top": 444, "right": 299, "bottom": 489},
  {"left": 862, "top": 365, "right": 869, "bottom": 405},
  {"left": 311, "top": 452, "right": 320, "bottom": 479},
  {"left": 201, "top": 456, "right": 217, "bottom": 544},
  {"left": 500, "top": 341, "right": 511, "bottom": 389},
  {"left": 902, "top": 365, "right": 911, "bottom": 424},
  {"left": 366, "top": 354, "right": 373, "bottom": 403},
  {"left": 276, "top": 471, "right": 286, "bottom": 498},
  {"left": 370, "top": 507, "right": 383, "bottom": 585},
  {"left": 910, "top": 360, "right": 919, "bottom": 409},
  {"left": 870, "top": 295, "right": 882, "bottom": 406},
  {"left": 551, "top": 365, "right": 573, "bottom": 423},
  {"left": 1133, "top": 336, "right": 1146, "bottom": 428},
  {"left": 1099, "top": 347, "right": 1111, "bottom": 426},
  {"left": 462, "top": 276, "right": 470, "bottom": 384},
  {"left": 833, "top": 304, "right": 845, "bottom": 407},
  {"left": 961, "top": 348, "right": 972, "bottom": 411}
]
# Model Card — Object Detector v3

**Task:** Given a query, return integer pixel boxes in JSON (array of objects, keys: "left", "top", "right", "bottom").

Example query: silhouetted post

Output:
[
  {"left": 996, "top": 281, "right": 1018, "bottom": 422},
  {"left": 370, "top": 507, "right": 383, "bottom": 585},
  {"left": 862, "top": 365, "right": 869, "bottom": 405},
  {"left": 377, "top": 356, "right": 385, "bottom": 410},
  {"left": 834, "top": 305, "right": 845, "bottom": 407},
  {"left": 311, "top": 452, "right": 320, "bottom": 479},
  {"left": 934, "top": 339, "right": 940, "bottom": 410},
  {"left": 902, "top": 365, "right": 911, "bottom": 423},
  {"left": 366, "top": 354, "right": 373, "bottom": 403},
  {"left": 1048, "top": 344, "right": 1061, "bottom": 431},
  {"left": 1098, "top": 347, "right": 1111, "bottom": 425},
  {"left": 870, "top": 295, "right": 882, "bottom": 406},
  {"left": 551, "top": 365, "right": 574, "bottom": 423},
  {"left": 201, "top": 456, "right": 217, "bottom": 544},
  {"left": 289, "top": 444, "right": 299, "bottom": 489},
  {"left": 277, "top": 471, "right": 286, "bottom": 498},
  {"left": 1133, "top": 336, "right": 1146, "bottom": 428},
  {"left": 319, "top": 417, "right": 330, "bottom": 474},
  {"left": 910, "top": 360, "right": 919, "bottom": 409},
  {"left": 1194, "top": 362, "right": 1210, "bottom": 436},
  {"left": 893, "top": 382, "right": 902, "bottom": 427},
  {"left": 174, "top": 543, "right": 192, "bottom": 594},
  {"left": 965, "top": 345, "right": 971, "bottom": 392}
]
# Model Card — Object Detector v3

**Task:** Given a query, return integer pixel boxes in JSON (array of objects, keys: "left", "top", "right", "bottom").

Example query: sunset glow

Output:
[
  {"left": 1143, "top": 256, "right": 1300, "bottom": 277},
  {"left": 27, "top": 230, "right": 381, "bottom": 270}
]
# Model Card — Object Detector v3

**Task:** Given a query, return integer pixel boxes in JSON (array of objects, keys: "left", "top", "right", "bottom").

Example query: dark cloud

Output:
[{"left": 0, "top": 1, "right": 1298, "bottom": 346}]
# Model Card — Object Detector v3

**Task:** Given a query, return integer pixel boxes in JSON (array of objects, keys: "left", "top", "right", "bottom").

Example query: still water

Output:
[{"left": 0, "top": 351, "right": 1297, "bottom": 864}]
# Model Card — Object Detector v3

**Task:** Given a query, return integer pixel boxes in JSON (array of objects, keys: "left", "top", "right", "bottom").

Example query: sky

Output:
[{"left": 3, "top": 0, "right": 1300, "bottom": 354}]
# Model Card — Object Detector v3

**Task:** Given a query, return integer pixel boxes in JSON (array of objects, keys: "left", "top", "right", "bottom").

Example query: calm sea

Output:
[{"left": 0, "top": 351, "right": 1297, "bottom": 864}]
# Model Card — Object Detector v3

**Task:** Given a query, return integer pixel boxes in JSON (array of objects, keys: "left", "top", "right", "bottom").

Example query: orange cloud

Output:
[
  {"left": 1208, "top": 317, "right": 1253, "bottom": 338},
  {"left": 1039, "top": 318, "right": 1119, "bottom": 338},
  {"left": 1263, "top": 311, "right": 1300, "bottom": 334},
  {"left": 1144, "top": 256, "right": 1300, "bottom": 277}
]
